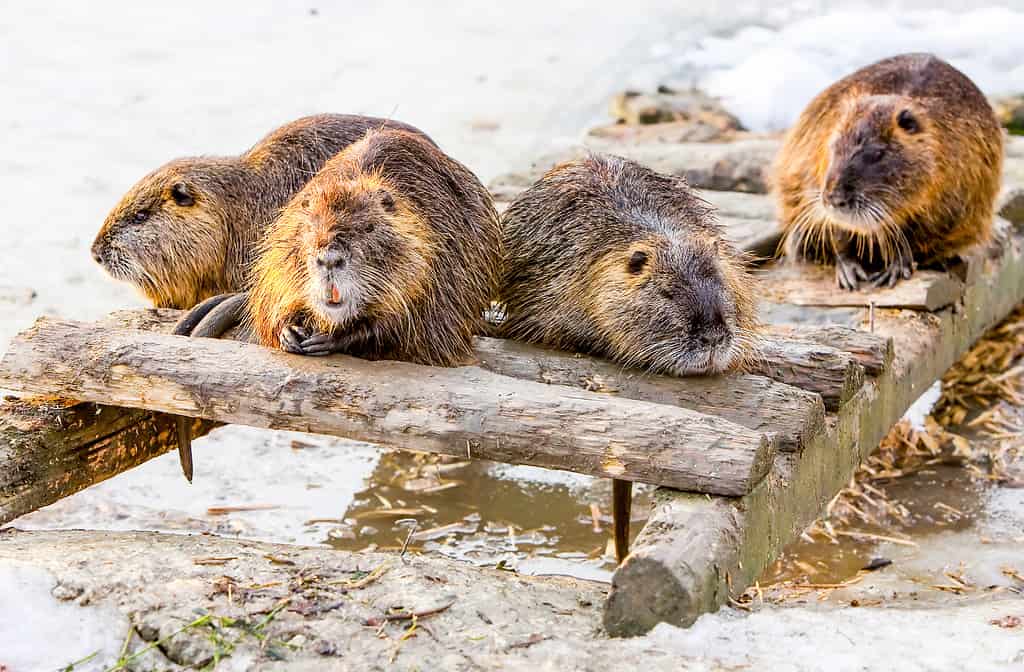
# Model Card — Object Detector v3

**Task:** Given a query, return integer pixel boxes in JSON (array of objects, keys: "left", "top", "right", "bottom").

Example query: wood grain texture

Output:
[
  {"left": 757, "top": 264, "right": 964, "bottom": 311},
  {"left": 114, "top": 311, "right": 829, "bottom": 453},
  {"left": 489, "top": 138, "right": 781, "bottom": 202},
  {"left": 762, "top": 324, "right": 893, "bottom": 376},
  {"left": 750, "top": 337, "right": 865, "bottom": 411},
  {"left": 473, "top": 336, "right": 824, "bottom": 453},
  {"left": 0, "top": 318, "right": 776, "bottom": 496},
  {"left": 0, "top": 398, "right": 216, "bottom": 525}
]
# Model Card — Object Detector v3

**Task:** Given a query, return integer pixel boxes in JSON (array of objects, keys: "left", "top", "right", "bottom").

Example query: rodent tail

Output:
[{"left": 169, "top": 292, "right": 251, "bottom": 483}]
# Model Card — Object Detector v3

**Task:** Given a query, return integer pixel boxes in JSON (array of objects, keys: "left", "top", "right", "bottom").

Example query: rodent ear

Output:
[
  {"left": 378, "top": 190, "right": 396, "bottom": 213},
  {"left": 896, "top": 109, "right": 920, "bottom": 134},
  {"left": 171, "top": 182, "right": 195, "bottom": 207},
  {"left": 627, "top": 250, "right": 649, "bottom": 275}
]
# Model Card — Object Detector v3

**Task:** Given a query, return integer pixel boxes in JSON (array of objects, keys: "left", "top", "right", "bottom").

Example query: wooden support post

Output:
[{"left": 612, "top": 479, "right": 633, "bottom": 564}]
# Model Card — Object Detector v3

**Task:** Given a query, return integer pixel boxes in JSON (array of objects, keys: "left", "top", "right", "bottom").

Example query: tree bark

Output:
[{"left": 0, "top": 318, "right": 776, "bottom": 496}]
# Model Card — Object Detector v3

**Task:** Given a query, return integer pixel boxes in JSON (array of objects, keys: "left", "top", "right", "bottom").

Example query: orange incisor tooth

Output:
[{"left": 331, "top": 284, "right": 341, "bottom": 303}]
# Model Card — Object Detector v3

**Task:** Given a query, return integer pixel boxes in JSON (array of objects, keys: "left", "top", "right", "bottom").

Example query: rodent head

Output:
[
  {"left": 586, "top": 234, "right": 751, "bottom": 376},
  {"left": 298, "top": 176, "right": 430, "bottom": 330},
  {"left": 92, "top": 159, "right": 232, "bottom": 308},
  {"left": 820, "top": 95, "right": 933, "bottom": 238}
]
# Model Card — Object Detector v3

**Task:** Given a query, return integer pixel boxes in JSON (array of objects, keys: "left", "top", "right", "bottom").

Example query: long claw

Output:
[{"left": 836, "top": 256, "right": 866, "bottom": 291}]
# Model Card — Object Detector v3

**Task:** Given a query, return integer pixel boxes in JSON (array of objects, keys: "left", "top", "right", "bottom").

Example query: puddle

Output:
[
  {"left": 314, "top": 451, "right": 651, "bottom": 581},
  {"left": 761, "top": 426, "right": 1024, "bottom": 603}
]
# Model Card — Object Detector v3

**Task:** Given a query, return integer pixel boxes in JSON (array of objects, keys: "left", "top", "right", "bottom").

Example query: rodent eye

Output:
[
  {"left": 660, "top": 288, "right": 673, "bottom": 300},
  {"left": 379, "top": 192, "right": 396, "bottom": 213},
  {"left": 897, "top": 109, "right": 920, "bottom": 134},
  {"left": 627, "top": 250, "right": 648, "bottom": 275},
  {"left": 171, "top": 182, "right": 195, "bottom": 207},
  {"left": 133, "top": 209, "right": 150, "bottom": 223}
]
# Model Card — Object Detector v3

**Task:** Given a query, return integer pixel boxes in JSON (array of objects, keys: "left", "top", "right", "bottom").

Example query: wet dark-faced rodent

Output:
[
  {"left": 496, "top": 154, "right": 759, "bottom": 376},
  {"left": 773, "top": 53, "right": 1003, "bottom": 290},
  {"left": 91, "top": 114, "right": 434, "bottom": 309}
]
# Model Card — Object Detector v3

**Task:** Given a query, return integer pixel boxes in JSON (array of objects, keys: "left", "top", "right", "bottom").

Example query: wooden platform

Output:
[{"left": 2, "top": 135, "right": 1023, "bottom": 637}]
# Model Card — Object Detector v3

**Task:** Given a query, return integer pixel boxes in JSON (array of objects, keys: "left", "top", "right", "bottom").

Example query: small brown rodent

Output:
[
  {"left": 496, "top": 154, "right": 759, "bottom": 375},
  {"left": 246, "top": 127, "right": 501, "bottom": 365},
  {"left": 92, "top": 114, "right": 433, "bottom": 309},
  {"left": 774, "top": 53, "right": 1004, "bottom": 290}
]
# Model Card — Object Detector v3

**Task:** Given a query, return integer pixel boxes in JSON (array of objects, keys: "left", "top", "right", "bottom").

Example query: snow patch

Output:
[
  {"left": 902, "top": 380, "right": 942, "bottom": 430},
  {"left": 0, "top": 563, "right": 125, "bottom": 672},
  {"left": 673, "top": 7, "right": 1024, "bottom": 131}
]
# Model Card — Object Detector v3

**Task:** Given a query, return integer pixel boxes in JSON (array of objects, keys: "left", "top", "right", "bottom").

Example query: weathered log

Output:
[
  {"left": 701, "top": 190, "right": 777, "bottom": 221},
  {"left": 0, "top": 398, "right": 216, "bottom": 525},
  {"left": 758, "top": 264, "right": 964, "bottom": 312},
  {"left": 604, "top": 490, "right": 741, "bottom": 635},
  {"left": 750, "top": 338, "right": 864, "bottom": 411},
  {"left": 717, "top": 215, "right": 781, "bottom": 260},
  {"left": 489, "top": 138, "right": 781, "bottom": 202},
  {"left": 0, "top": 319, "right": 776, "bottom": 496},
  {"left": 762, "top": 324, "right": 893, "bottom": 376},
  {"left": 114, "top": 310, "right": 829, "bottom": 452},
  {"left": 604, "top": 223, "right": 1024, "bottom": 636}
]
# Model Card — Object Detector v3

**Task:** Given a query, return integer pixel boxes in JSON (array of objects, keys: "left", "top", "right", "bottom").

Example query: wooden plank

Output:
[
  {"left": 488, "top": 139, "right": 781, "bottom": 203},
  {"left": 757, "top": 263, "right": 964, "bottom": 311},
  {"left": 0, "top": 319, "right": 776, "bottom": 496},
  {"left": 110, "top": 310, "right": 830, "bottom": 451},
  {"left": 750, "top": 338, "right": 864, "bottom": 411},
  {"left": 762, "top": 324, "right": 893, "bottom": 376},
  {"left": 0, "top": 398, "right": 216, "bottom": 525},
  {"left": 472, "top": 337, "right": 824, "bottom": 453},
  {"left": 717, "top": 215, "right": 781, "bottom": 259},
  {"left": 604, "top": 225, "right": 1024, "bottom": 635}
]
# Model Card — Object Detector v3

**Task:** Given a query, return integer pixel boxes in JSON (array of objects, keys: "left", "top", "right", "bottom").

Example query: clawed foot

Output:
[
  {"left": 281, "top": 325, "right": 340, "bottom": 356},
  {"left": 836, "top": 253, "right": 914, "bottom": 290},
  {"left": 835, "top": 253, "right": 869, "bottom": 291},
  {"left": 867, "top": 255, "right": 914, "bottom": 288}
]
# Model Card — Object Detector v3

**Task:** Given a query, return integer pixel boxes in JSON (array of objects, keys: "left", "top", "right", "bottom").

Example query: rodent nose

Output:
[
  {"left": 693, "top": 303, "right": 730, "bottom": 348},
  {"left": 316, "top": 248, "right": 347, "bottom": 270},
  {"left": 827, "top": 182, "right": 856, "bottom": 209},
  {"left": 91, "top": 244, "right": 104, "bottom": 265},
  {"left": 697, "top": 331, "right": 727, "bottom": 348}
]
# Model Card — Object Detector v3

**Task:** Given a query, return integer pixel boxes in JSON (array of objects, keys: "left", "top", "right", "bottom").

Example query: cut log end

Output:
[{"left": 603, "top": 556, "right": 701, "bottom": 637}]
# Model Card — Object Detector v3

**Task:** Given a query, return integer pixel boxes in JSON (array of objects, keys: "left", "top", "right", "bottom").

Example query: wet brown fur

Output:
[
  {"left": 774, "top": 53, "right": 1003, "bottom": 269},
  {"left": 497, "top": 155, "right": 759, "bottom": 376},
  {"left": 92, "top": 114, "right": 432, "bottom": 309},
  {"left": 246, "top": 129, "right": 501, "bottom": 366}
]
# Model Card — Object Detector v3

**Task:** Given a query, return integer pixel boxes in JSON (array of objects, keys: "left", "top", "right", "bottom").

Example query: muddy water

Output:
[
  {"left": 321, "top": 452, "right": 652, "bottom": 582},
  {"left": 762, "top": 418, "right": 1024, "bottom": 602}
]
